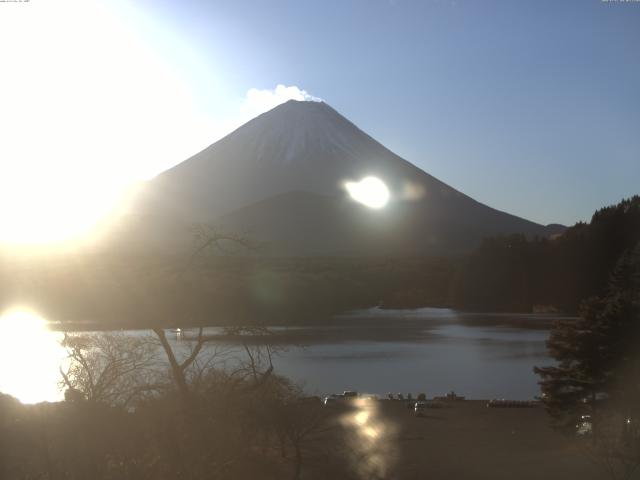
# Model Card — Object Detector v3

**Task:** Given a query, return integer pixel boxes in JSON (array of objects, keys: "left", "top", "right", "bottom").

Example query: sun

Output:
[
  {"left": 0, "top": 0, "right": 210, "bottom": 247},
  {"left": 345, "top": 176, "right": 390, "bottom": 209}
]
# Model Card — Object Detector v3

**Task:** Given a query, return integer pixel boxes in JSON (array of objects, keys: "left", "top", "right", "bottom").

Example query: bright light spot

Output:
[
  {"left": 345, "top": 177, "right": 390, "bottom": 209},
  {"left": 340, "top": 398, "right": 398, "bottom": 478},
  {"left": 355, "top": 411, "right": 370, "bottom": 425},
  {"left": 0, "top": 310, "right": 67, "bottom": 403},
  {"left": 364, "top": 427, "right": 379, "bottom": 439}
]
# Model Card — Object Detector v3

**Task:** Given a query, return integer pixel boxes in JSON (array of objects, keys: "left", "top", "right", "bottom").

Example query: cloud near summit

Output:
[
  {"left": 196, "top": 84, "right": 321, "bottom": 152},
  {"left": 127, "top": 84, "right": 323, "bottom": 179},
  {"left": 240, "top": 84, "right": 323, "bottom": 119}
]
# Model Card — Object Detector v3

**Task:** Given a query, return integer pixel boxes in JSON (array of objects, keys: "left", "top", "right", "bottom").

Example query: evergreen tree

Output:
[{"left": 535, "top": 243, "right": 640, "bottom": 432}]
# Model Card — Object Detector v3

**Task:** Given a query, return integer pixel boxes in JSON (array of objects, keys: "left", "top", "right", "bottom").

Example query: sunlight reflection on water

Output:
[
  {"left": 341, "top": 398, "right": 398, "bottom": 479},
  {"left": 0, "top": 309, "right": 68, "bottom": 403}
]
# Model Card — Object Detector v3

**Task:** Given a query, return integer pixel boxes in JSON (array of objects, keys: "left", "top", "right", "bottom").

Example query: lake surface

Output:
[
  {"left": 267, "top": 308, "right": 556, "bottom": 400},
  {"left": 0, "top": 307, "right": 562, "bottom": 403}
]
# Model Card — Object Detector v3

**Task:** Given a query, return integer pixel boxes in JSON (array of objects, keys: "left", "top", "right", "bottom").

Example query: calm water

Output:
[
  {"left": 268, "top": 308, "right": 555, "bottom": 400},
  {"left": 0, "top": 307, "right": 561, "bottom": 403}
]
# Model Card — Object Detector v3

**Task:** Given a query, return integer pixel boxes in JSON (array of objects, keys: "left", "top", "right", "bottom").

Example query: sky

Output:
[{"left": 0, "top": 0, "right": 638, "bottom": 243}]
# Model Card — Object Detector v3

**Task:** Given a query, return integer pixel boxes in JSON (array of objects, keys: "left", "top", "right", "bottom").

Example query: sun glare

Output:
[
  {"left": 0, "top": 310, "right": 67, "bottom": 404},
  {"left": 0, "top": 169, "right": 128, "bottom": 246},
  {"left": 345, "top": 176, "right": 391, "bottom": 209},
  {"left": 0, "top": 0, "right": 215, "bottom": 247}
]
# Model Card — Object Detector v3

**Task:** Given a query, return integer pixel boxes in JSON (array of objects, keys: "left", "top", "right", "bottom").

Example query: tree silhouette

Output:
[{"left": 535, "top": 244, "right": 640, "bottom": 479}]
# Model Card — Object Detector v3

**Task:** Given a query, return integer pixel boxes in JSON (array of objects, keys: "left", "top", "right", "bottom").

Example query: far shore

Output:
[{"left": 44, "top": 308, "right": 566, "bottom": 346}]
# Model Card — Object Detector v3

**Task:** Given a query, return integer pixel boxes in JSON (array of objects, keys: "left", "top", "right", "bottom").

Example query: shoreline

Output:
[{"left": 46, "top": 306, "right": 567, "bottom": 334}]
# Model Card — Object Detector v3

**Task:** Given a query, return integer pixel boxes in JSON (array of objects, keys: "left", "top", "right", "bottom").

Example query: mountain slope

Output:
[
  {"left": 128, "top": 100, "right": 561, "bottom": 255},
  {"left": 215, "top": 190, "right": 559, "bottom": 256},
  {"left": 135, "top": 100, "right": 457, "bottom": 219}
]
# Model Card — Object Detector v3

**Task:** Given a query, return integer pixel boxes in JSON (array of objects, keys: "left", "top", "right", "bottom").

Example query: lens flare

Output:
[{"left": 345, "top": 177, "right": 390, "bottom": 209}]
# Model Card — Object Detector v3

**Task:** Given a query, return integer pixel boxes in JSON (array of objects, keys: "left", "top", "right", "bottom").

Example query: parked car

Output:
[
  {"left": 342, "top": 391, "right": 358, "bottom": 400},
  {"left": 487, "top": 399, "right": 538, "bottom": 408},
  {"left": 323, "top": 396, "right": 339, "bottom": 407},
  {"left": 576, "top": 414, "right": 592, "bottom": 436},
  {"left": 414, "top": 401, "right": 428, "bottom": 416},
  {"left": 323, "top": 391, "right": 361, "bottom": 406}
]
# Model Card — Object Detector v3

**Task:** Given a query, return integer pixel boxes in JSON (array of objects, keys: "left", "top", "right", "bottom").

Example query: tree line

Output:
[{"left": 451, "top": 196, "right": 640, "bottom": 313}]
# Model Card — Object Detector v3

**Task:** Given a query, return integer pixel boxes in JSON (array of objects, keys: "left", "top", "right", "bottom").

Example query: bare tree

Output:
[
  {"left": 59, "top": 332, "right": 162, "bottom": 407},
  {"left": 152, "top": 326, "right": 234, "bottom": 401},
  {"left": 223, "top": 326, "right": 284, "bottom": 384},
  {"left": 151, "top": 226, "right": 264, "bottom": 401},
  {"left": 188, "top": 224, "right": 258, "bottom": 261}
]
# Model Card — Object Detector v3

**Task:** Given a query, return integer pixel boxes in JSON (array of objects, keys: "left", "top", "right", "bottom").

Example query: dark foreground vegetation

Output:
[
  {"left": 0, "top": 382, "right": 354, "bottom": 480},
  {"left": 0, "top": 331, "right": 360, "bottom": 480}
]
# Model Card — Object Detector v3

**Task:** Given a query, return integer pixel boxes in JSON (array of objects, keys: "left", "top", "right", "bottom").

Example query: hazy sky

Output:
[{"left": 1, "top": 0, "right": 639, "bottom": 236}]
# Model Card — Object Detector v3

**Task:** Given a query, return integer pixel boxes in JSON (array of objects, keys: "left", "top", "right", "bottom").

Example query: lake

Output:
[
  {"left": 0, "top": 307, "right": 562, "bottom": 403},
  {"left": 268, "top": 308, "right": 556, "bottom": 400}
]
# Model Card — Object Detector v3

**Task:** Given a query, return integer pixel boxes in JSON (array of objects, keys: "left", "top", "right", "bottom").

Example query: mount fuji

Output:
[{"left": 121, "top": 100, "right": 563, "bottom": 255}]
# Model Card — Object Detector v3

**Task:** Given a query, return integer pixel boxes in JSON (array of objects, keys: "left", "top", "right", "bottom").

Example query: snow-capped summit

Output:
[{"left": 225, "top": 101, "right": 363, "bottom": 166}]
